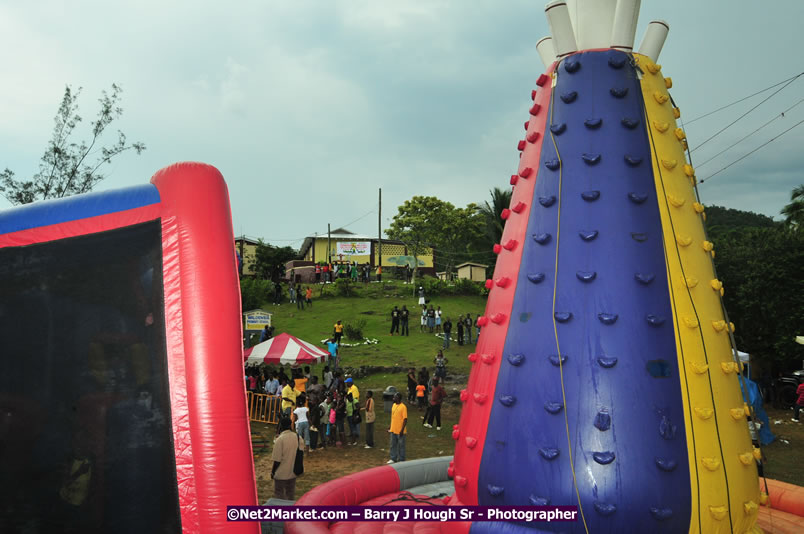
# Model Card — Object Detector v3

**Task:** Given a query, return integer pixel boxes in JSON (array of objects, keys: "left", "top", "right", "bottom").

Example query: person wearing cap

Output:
[{"left": 346, "top": 377, "right": 359, "bottom": 401}]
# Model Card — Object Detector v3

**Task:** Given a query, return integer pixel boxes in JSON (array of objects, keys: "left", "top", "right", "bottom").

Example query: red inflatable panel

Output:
[
  {"left": 452, "top": 68, "right": 554, "bottom": 505},
  {"left": 287, "top": 465, "right": 400, "bottom": 534},
  {"left": 153, "top": 163, "right": 258, "bottom": 533}
]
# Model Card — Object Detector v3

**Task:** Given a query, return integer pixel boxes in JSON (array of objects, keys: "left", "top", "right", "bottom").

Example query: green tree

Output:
[
  {"left": 781, "top": 184, "right": 804, "bottom": 229},
  {"left": 386, "top": 196, "right": 446, "bottom": 282},
  {"left": 478, "top": 187, "right": 512, "bottom": 246},
  {"left": 250, "top": 240, "right": 298, "bottom": 281},
  {"left": 432, "top": 202, "right": 485, "bottom": 275},
  {"left": 1, "top": 84, "right": 145, "bottom": 205}
]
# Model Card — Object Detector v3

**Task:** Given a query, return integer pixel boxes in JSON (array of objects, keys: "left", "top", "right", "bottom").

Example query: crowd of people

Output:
[{"left": 387, "top": 287, "right": 480, "bottom": 350}]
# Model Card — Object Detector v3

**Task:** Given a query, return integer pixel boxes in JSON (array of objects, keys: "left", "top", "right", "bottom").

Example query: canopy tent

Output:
[{"left": 243, "top": 332, "right": 329, "bottom": 366}]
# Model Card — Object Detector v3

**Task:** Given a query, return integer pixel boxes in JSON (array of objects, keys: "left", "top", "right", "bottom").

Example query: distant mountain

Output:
[{"left": 704, "top": 205, "right": 780, "bottom": 239}]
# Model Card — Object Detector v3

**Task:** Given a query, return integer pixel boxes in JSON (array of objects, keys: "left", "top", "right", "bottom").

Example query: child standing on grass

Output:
[
  {"left": 305, "top": 286, "right": 312, "bottom": 307},
  {"left": 292, "top": 393, "right": 310, "bottom": 453},
  {"left": 416, "top": 381, "right": 426, "bottom": 410},
  {"left": 364, "top": 391, "right": 375, "bottom": 448}
]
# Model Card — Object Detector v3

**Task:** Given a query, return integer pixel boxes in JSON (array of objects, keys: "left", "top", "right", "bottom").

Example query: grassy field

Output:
[{"left": 252, "top": 279, "right": 487, "bottom": 374}]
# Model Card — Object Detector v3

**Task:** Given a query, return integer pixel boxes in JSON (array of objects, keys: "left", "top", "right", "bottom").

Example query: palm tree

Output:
[
  {"left": 478, "top": 187, "right": 512, "bottom": 245},
  {"left": 781, "top": 184, "right": 804, "bottom": 229}
]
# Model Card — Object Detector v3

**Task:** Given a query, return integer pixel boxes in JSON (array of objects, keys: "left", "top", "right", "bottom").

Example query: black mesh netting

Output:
[{"left": 0, "top": 221, "right": 181, "bottom": 533}]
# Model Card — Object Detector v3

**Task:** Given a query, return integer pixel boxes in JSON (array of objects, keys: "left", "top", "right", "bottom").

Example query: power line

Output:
[
  {"left": 698, "top": 117, "right": 804, "bottom": 185},
  {"left": 690, "top": 73, "right": 803, "bottom": 153},
  {"left": 696, "top": 98, "right": 804, "bottom": 168},
  {"left": 686, "top": 71, "right": 804, "bottom": 125}
]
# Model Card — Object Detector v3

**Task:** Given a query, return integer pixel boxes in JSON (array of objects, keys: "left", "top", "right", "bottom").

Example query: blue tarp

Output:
[{"left": 740, "top": 377, "right": 775, "bottom": 446}]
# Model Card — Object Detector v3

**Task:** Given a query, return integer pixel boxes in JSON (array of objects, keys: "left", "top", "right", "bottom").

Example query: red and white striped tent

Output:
[{"left": 243, "top": 332, "right": 329, "bottom": 366}]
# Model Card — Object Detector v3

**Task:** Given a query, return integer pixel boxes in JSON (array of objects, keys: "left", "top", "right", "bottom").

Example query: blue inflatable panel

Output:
[
  {"left": 0, "top": 184, "right": 160, "bottom": 234},
  {"left": 476, "top": 51, "right": 691, "bottom": 532}
]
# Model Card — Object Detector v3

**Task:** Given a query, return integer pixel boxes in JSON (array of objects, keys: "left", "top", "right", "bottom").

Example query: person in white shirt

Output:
[{"left": 292, "top": 393, "right": 310, "bottom": 452}]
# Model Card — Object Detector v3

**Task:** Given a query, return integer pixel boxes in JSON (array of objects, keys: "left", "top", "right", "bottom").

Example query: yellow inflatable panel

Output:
[{"left": 636, "top": 54, "right": 760, "bottom": 534}]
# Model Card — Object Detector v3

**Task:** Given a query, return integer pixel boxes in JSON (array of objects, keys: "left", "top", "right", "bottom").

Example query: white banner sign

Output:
[{"left": 336, "top": 241, "right": 371, "bottom": 256}]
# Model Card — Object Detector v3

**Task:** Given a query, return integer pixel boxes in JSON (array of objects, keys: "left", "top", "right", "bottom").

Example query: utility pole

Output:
[
  {"left": 378, "top": 188, "right": 382, "bottom": 277},
  {"left": 327, "top": 224, "right": 331, "bottom": 264}
]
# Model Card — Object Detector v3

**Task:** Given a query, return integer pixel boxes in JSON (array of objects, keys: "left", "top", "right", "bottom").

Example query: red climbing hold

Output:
[
  {"left": 517, "top": 140, "right": 526, "bottom": 151},
  {"left": 481, "top": 353, "right": 496, "bottom": 364},
  {"left": 500, "top": 208, "right": 511, "bottom": 220},
  {"left": 537, "top": 73, "right": 550, "bottom": 87},
  {"left": 465, "top": 436, "right": 478, "bottom": 449},
  {"left": 519, "top": 167, "right": 534, "bottom": 178},
  {"left": 460, "top": 389, "right": 468, "bottom": 402},
  {"left": 531, "top": 89, "right": 537, "bottom": 101},
  {"left": 511, "top": 201, "right": 526, "bottom": 213},
  {"left": 473, "top": 393, "right": 488, "bottom": 405},
  {"left": 527, "top": 131, "right": 540, "bottom": 143},
  {"left": 493, "top": 244, "right": 502, "bottom": 254},
  {"left": 529, "top": 103, "right": 541, "bottom": 116},
  {"left": 477, "top": 316, "right": 489, "bottom": 326},
  {"left": 495, "top": 276, "right": 512, "bottom": 288},
  {"left": 491, "top": 312, "right": 507, "bottom": 324},
  {"left": 503, "top": 239, "right": 518, "bottom": 251},
  {"left": 485, "top": 279, "right": 494, "bottom": 289},
  {"left": 510, "top": 174, "right": 519, "bottom": 185},
  {"left": 455, "top": 476, "right": 468, "bottom": 488},
  {"left": 467, "top": 352, "right": 479, "bottom": 362}
]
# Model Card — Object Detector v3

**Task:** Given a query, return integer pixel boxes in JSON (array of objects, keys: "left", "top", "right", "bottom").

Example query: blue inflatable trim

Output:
[{"left": 0, "top": 184, "right": 160, "bottom": 234}]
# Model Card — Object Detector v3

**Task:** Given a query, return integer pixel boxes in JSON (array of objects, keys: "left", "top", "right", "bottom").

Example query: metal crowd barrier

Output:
[{"left": 247, "top": 391, "right": 281, "bottom": 424}]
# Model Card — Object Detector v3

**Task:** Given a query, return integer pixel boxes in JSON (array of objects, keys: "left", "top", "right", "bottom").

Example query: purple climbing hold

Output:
[
  {"left": 576, "top": 271, "right": 597, "bottom": 282},
  {"left": 527, "top": 273, "right": 546, "bottom": 284},
  {"left": 545, "top": 159, "right": 561, "bottom": 171},
  {"left": 593, "top": 451, "right": 616, "bottom": 465},
  {"left": 597, "top": 356, "right": 618, "bottom": 368},
  {"left": 544, "top": 401, "right": 563, "bottom": 414},
  {"left": 655, "top": 457, "right": 678, "bottom": 472},
  {"left": 621, "top": 117, "right": 640, "bottom": 129},
  {"left": 539, "top": 447, "right": 560, "bottom": 460},
  {"left": 564, "top": 59, "right": 581, "bottom": 73},
  {"left": 553, "top": 312, "right": 572, "bottom": 323},
  {"left": 539, "top": 196, "right": 556, "bottom": 207},
  {"left": 631, "top": 232, "right": 648, "bottom": 242},
  {"left": 594, "top": 502, "right": 617, "bottom": 516},
  {"left": 550, "top": 123, "right": 567, "bottom": 135},
  {"left": 608, "top": 55, "right": 627, "bottom": 69},
  {"left": 625, "top": 155, "right": 643, "bottom": 167},
  {"left": 581, "top": 190, "right": 601, "bottom": 201},
  {"left": 659, "top": 415, "right": 677, "bottom": 440},
  {"left": 650, "top": 507, "right": 674, "bottom": 521},
  {"left": 584, "top": 118, "right": 603, "bottom": 129},
  {"left": 533, "top": 233, "right": 552, "bottom": 245},
  {"left": 548, "top": 354, "right": 569, "bottom": 366},
  {"left": 560, "top": 91, "right": 578, "bottom": 104},
  {"left": 582, "top": 153, "right": 602, "bottom": 165},
  {"left": 628, "top": 192, "right": 649, "bottom": 204},
  {"left": 487, "top": 485, "right": 505, "bottom": 497},
  {"left": 498, "top": 395, "right": 516, "bottom": 407},
  {"left": 579, "top": 229, "right": 599, "bottom": 241},
  {"left": 635, "top": 273, "right": 655, "bottom": 285},
  {"left": 507, "top": 353, "right": 525, "bottom": 366},
  {"left": 646, "top": 314, "right": 666, "bottom": 327},
  {"left": 610, "top": 87, "right": 629, "bottom": 98},
  {"left": 598, "top": 313, "right": 618, "bottom": 325},
  {"left": 594, "top": 410, "right": 611, "bottom": 431}
]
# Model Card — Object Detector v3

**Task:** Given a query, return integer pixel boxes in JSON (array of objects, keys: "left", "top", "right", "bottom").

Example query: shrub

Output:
[
  {"left": 345, "top": 318, "right": 367, "bottom": 341},
  {"left": 240, "top": 278, "right": 273, "bottom": 310},
  {"left": 333, "top": 278, "right": 354, "bottom": 297}
]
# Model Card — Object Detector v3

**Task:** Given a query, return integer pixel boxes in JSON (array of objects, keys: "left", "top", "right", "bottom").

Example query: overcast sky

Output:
[{"left": 2, "top": 0, "right": 802, "bottom": 247}]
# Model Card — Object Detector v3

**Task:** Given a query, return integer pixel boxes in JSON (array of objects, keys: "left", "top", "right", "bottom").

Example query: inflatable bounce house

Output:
[
  {"left": 287, "top": 1, "right": 804, "bottom": 533},
  {"left": 0, "top": 163, "right": 259, "bottom": 533}
]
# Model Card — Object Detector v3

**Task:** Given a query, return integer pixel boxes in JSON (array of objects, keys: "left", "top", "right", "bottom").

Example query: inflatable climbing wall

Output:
[{"left": 452, "top": 1, "right": 761, "bottom": 533}]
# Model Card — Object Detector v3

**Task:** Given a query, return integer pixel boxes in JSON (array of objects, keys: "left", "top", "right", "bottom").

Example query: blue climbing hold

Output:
[
  {"left": 646, "top": 314, "right": 666, "bottom": 327},
  {"left": 554, "top": 312, "right": 572, "bottom": 323},
  {"left": 594, "top": 502, "right": 617, "bottom": 516},
  {"left": 550, "top": 123, "right": 567, "bottom": 135},
  {"left": 582, "top": 153, "right": 602, "bottom": 165},
  {"left": 487, "top": 485, "right": 505, "bottom": 497},
  {"left": 498, "top": 395, "right": 516, "bottom": 407},
  {"left": 594, "top": 410, "right": 611, "bottom": 431},
  {"left": 544, "top": 401, "right": 564, "bottom": 414},
  {"left": 625, "top": 155, "right": 643, "bottom": 167},
  {"left": 527, "top": 273, "right": 546, "bottom": 284},
  {"left": 631, "top": 232, "right": 648, "bottom": 242},
  {"left": 565, "top": 59, "right": 581, "bottom": 73},
  {"left": 548, "top": 354, "right": 569, "bottom": 366},
  {"left": 581, "top": 190, "right": 601, "bottom": 202},
  {"left": 597, "top": 356, "right": 618, "bottom": 368},
  {"left": 529, "top": 495, "right": 550, "bottom": 506},
  {"left": 621, "top": 117, "right": 640, "bottom": 129},
  {"left": 579, "top": 229, "right": 599, "bottom": 241},
  {"left": 608, "top": 55, "right": 627, "bottom": 69},
  {"left": 655, "top": 458, "right": 678, "bottom": 472},
  {"left": 532, "top": 233, "right": 552, "bottom": 245},
  {"left": 539, "top": 196, "right": 556, "bottom": 207},
  {"left": 650, "top": 507, "right": 674, "bottom": 521},
  {"left": 545, "top": 159, "right": 561, "bottom": 171},
  {"left": 659, "top": 415, "right": 677, "bottom": 440},
  {"left": 628, "top": 192, "right": 648, "bottom": 204},
  {"left": 560, "top": 91, "right": 577, "bottom": 104},
  {"left": 593, "top": 451, "right": 616, "bottom": 465},
  {"left": 576, "top": 271, "right": 597, "bottom": 282},
  {"left": 507, "top": 353, "right": 525, "bottom": 366},
  {"left": 584, "top": 118, "right": 602, "bottom": 129},
  {"left": 635, "top": 273, "right": 655, "bottom": 285},
  {"left": 539, "top": 447, "right": 560, "bottom": 460},
  {"left": 610, "top": 87, "right": 629, "bottom": 98},
  {"left": 598, "top": 313, "right": 618, "bottom": 325}
]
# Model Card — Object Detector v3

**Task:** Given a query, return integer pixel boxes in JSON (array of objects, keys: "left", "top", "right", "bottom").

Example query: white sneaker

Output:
[
  {"left": 436, "top": 427, "right": 441, "bottom": 430},
  {"left": 793, "top": 418, "right": 800, "bottom": 423},
  {"left": 423, "top": 423, "right": 432, "bottom": 428},
  {"left": 386, "top": 460, "right": 395, "bottom": 464},
  {"left": 364, "top": 445, "right": 372, "bottom": 448}
]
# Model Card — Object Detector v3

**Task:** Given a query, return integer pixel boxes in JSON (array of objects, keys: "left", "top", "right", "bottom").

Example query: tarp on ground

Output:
[
  {"left": 243, "top": 332, "right": 329, "bottom": 366},
  {"left": 740, "top": 376, "right": 776, "bottom": 446}
]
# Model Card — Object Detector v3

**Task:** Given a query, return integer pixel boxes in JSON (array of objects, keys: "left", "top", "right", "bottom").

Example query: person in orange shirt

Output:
[
  {"left": 387, "top": 393, "right": 407, "bottom": 463},
  {"left": 416, "top": 381, "right": 426, "bottom": 411},
  {"left": 305, "top": 287, "right": 313, "bottom": 307}
]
